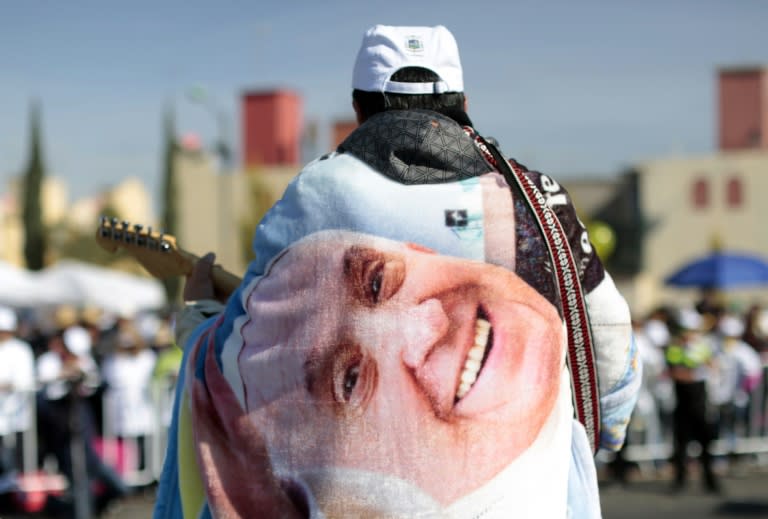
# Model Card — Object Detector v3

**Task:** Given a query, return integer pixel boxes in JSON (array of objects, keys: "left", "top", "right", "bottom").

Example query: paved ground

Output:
[
  {"left": 3, "top": 461, "right": 768, "bottom": 518},
  {"left": 600, "top": 459, "right": 768, "bottom": 519},
  {"left": 111, "top": 471, "right": 768, "bottom": 519}
]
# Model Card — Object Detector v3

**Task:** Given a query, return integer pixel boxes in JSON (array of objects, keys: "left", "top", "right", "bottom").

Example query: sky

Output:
[{"left": 2, "top": 0, "right": 767, "bottom": 207}]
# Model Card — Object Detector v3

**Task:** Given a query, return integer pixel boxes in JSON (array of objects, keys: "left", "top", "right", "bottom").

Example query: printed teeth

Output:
[{"left": 455, "top": 318, "right": 491, "bottom": 401}]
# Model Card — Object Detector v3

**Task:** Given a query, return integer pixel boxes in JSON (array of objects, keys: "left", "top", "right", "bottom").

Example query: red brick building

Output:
[
  {"left": 718, "top": 66, "right": 768, "bottom": 150},
  {"left": 241, "top": 90, "right": 302, "bottom": 167}
]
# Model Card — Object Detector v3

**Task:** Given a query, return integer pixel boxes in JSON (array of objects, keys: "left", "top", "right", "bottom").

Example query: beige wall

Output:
[
  {"left": 106, "top": 177, "right": 155, "bottom": 229},
  {"left": 1, "top": 176, "right": 70, "bottom": 266},
  {"left": 175, "top": 151, "right": 298, "bottom": 277},
  {"left": 0, "top": 207, "right": 23, "bottom": 267},
  {"left": 634, "top": 150, "right": 768, "bottom": 314},
  {"left": 175, "top": 152, "right": 225, "bottom": 268}
]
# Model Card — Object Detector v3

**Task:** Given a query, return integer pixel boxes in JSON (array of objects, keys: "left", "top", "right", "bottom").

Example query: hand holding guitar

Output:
[{"left": 183, "top": 252, "right": 226, "bottom": 303}]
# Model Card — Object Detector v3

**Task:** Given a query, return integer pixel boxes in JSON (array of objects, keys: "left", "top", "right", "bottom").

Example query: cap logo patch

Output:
[{"left": 405, "top": 36, "right": 424, "bottom": 54}]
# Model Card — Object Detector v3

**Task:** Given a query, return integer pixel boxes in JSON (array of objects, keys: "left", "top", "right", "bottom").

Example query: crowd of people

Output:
[
  {"left": 0, "top": 302, "right": 181, "bottom": 516},
  {"left": 610, "top": 297, "right": 768, "bottom": 492}
]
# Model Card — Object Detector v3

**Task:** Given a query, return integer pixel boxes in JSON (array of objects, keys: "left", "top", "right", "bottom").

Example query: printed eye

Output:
[
  {"left": 342, "top": 363, "right": 360, "bottom": 401},
  {"left": 333, "top": 354, "right": 362, "bottom": 404},
  {"left": 370, "top": 267, "right": 383, "bottom": 302},
  {"left": 326, "top": 346, "right": 378, "bottom": 410},
  {"left": 364, "top": 258, "right": 404, "bottom": 305},
  {"left": 344, "top": 246, "right": 405, "bottom": 306},
  {"left": 361, "top": 259, "right": 385, "bottom": 304}
]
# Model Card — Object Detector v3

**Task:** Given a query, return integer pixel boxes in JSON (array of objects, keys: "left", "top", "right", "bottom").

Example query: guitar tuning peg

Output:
[
  {"left": 136, "top": 227, "right": 147, "bottom": 247},
  {"left": 111, "top": 217, "right": 119, "bottom": 226},
  {"left": 121, "top": 220, "right": 129, "bottom": 229},
  {"left": 133, "top": 223, "right": 143, "bottom": 232},
  {"left": 145, "top": 226, "right": 159, "bottom": 250},
  {"left": 98, "top": 215, "right": 111, "bottom": 237}
]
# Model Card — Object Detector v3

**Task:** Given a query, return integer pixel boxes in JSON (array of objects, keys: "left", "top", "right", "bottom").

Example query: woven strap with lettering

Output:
[{"left": 469, "top": 132, "right": 601, "bottom": 453}]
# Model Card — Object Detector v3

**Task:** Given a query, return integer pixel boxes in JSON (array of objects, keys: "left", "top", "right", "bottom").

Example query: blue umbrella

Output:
[{"left": 665, "top": 251, "right": 768, "bottom": 289}]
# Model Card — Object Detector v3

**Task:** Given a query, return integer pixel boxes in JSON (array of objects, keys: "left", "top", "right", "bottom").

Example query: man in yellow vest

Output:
[{"left": 665, "top": 308, "right": 720, "bottom": 493}]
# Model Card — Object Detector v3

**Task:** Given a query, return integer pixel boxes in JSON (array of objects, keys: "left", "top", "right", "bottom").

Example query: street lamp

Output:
[
  {"left": 183, "top": 85, "right": 235, "bottom": 273},
  {"left": 186, "top": 85, "right": 232, "bottom": 172}
]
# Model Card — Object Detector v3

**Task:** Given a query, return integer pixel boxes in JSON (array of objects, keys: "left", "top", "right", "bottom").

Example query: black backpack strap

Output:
[{"left": 470, "top": 133, "right": 601, "bottom": 453}]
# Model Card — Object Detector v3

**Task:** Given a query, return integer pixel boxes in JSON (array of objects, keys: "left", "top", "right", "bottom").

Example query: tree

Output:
[
  {"left": 160, "top": 103, "right": 181, "bottom": 304},
  {"left": 21, "top": 100, "right": 47, "bottom": 271},
  {"left": 238, "top": 169, "right": 276, "bottom": 265},
  {"left": 592, "top": 168, "right": 656, "bottom": 275}
]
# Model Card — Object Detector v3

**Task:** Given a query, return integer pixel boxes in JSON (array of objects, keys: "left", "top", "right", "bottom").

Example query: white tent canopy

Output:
[
  {"left": 34, "top": 260, "right": 167, "bottom": 316},
  {"left": 0, "top": 261, "right": 48, "bottom": 308},
  {"left": 0, "top": 260, "right": 166, "bottom": 316}
]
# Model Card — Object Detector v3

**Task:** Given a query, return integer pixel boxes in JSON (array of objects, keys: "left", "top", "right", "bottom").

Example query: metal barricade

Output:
[
  {"left": 619, "top": 362, "right": 768, "bottom": 465},
  {"left": 99, "top": 378, "right": 176, "bottom": 488},
  {"left": 0, "top": 390, "right": 38, "bottom": 475}
]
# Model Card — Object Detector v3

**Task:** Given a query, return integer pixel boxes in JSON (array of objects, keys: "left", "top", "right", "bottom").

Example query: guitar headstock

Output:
[{"left": 95, "top": 217, "right": 193, "bottom": 279}]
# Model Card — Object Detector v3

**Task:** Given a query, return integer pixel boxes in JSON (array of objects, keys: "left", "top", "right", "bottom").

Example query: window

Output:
[
  {"left": 726, "top": 176, "right": 743, "bottom": 208},
  {"left": 691, "top": 177, "right": 709, "bottom": 209}
]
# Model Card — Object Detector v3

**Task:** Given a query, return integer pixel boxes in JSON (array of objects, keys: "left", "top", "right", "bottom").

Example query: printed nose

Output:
[{"left": 401, "top": 298, "right": 450, "bottom": 369}]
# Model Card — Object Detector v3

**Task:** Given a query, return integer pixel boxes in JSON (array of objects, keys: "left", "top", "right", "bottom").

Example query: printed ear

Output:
[{"left": 190, "top": 333, "right": 305, "bottom": 518}]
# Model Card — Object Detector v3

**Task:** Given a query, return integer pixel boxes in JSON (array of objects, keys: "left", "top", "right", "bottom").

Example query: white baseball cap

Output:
[
  {"left": 63, "top": 326, "right": 92, "bottom": 356},
  {"left": 718, "top": 315, "right": 745, "bottom": 337},
  {"left": 0, "top": 306, "right": 17, "bottom": 332},
  {"left": 676, "top": 308, "right": 704, "bottom": 331},
  {"left": 352, "top": 25, "right": 464, "bottom": 94}
]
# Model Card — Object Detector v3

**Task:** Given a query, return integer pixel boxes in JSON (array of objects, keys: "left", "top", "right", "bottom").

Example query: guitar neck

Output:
[{"left": 95, "top": 218, "right": 242, "bottom": 300}]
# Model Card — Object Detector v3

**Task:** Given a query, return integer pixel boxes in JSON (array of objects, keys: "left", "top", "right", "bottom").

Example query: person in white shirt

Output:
[
  {"left": 709, "top": 314, "right": 763, "bottom": 450},
  {"left": 35, "top": 323, "right": 129, "bottom": 514},
  {"left": 0, "top": 306, "right": 35, "bottom": 486},
  {"left": 101, "top": 324, "right": 157, "bottom": 471}
]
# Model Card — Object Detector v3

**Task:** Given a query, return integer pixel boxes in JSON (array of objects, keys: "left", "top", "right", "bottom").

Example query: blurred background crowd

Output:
[
  {"left": 0, "top": 302, "right": 180, "bottom": 517},
  {"left": 606, "top": 295, "right": 768, "bottom": 494}
]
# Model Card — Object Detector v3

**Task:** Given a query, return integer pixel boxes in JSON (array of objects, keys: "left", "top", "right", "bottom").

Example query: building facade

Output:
[{"left": 569, "top": 66, "right": 768, "bottom": 316}]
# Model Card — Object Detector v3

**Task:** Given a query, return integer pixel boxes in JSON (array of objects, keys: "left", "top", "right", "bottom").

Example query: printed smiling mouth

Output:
[{"left": 454, "top": 308, "right": 493, "bottom": 403}]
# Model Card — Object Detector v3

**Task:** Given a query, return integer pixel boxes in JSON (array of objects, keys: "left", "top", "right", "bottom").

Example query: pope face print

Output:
[{"left": 235, "top": 231, "right": 565, "bottom": 505}]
